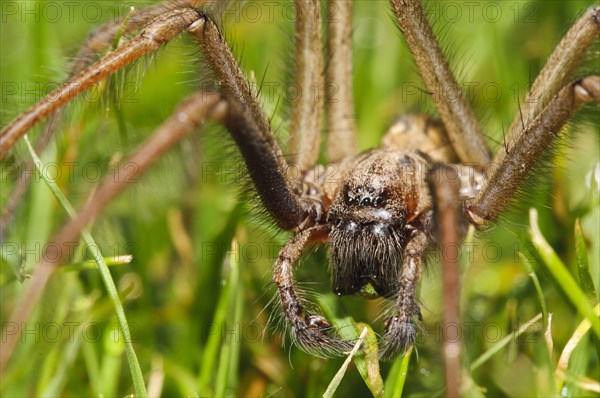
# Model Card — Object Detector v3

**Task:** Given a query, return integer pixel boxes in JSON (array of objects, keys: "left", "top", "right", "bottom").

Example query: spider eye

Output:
[
  {"left": 344, "top": 185, "right": 385, "bottom": 208},
  {"left": 372, "top": 196, "right": 382, "bottom": 207}
]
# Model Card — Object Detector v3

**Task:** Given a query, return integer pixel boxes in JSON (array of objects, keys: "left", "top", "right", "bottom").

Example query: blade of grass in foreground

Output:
[
  {"left": 470, "top": 313, "right": 542, "bottom": 371},
  {"left": 383, "top": 345, "right": 413, "bottom": 398},
  {"left": 556, "top": 304, "right": 600, "bottom": 393},
  {"left": 574, "top": 219, "right": 597, "bottom": 300},
  {"left": 357, "top": 322, "right": 385, "bottom": 397},
  {"left": 214, "top": 238, "right": 242, "bottom": 397},
  {"left": 529, "top": 209, "right": 600, "bottom": 337},
  {"left": 24, "top": 135, "right": 147, "bottom": 397},
  {"left": 323, "top": 327, "right": 368, "bottom": 398},
  {"left": 519, "top": 252, "right": 549, "bottom": 325},
  {"left": 198, "top": 234, "right": 243, "bottom": 396},
  {"left": 318, "top": 295, "right": 384, "bottom": 397},
  {"left": 61, "top": 255, "right": 133, "bottom": 271}
]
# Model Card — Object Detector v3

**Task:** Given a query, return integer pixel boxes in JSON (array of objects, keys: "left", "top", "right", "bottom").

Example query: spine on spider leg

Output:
[
  {"left": 470, "top": 76, "right": 600, "bottom": 224},
  {"left": 189, "top": 16, "right": 311, "bottom": 231},
  {"left": 390, "top": 0, "right": 491, "bottom": 166},
  {"left": 288, "top": 0, "right": 324, "bottom": 170},
  {"left": 0, "top": 8, "right": 202, "bottom": 160}
]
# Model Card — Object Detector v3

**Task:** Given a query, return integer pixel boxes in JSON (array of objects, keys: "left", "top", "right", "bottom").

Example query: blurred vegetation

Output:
[{"left": 1, "top": 0, "right": 598, "bottom": 396}]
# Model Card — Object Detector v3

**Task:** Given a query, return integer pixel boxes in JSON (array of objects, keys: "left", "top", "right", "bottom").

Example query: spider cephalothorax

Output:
[{"left": 328, "top": 150, "right": 431, "bottom": 298}]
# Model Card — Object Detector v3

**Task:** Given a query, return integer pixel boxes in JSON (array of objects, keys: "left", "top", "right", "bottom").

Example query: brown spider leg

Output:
[
  {"left": 391, "top": 0, "right": 491, "bottom": 166},
  {"left": 0, "top": 91, "right": 226, "bottom": 373},
  {"left": 274, "top": 225, "right": 354, "bottom": 357},
  {"left": 188, "top": 16, "right": 313, "bottom": 230},
  {"left": 0, "top": 1, "right": 211, "bottom": 241},
  {"left": 325, "top": 0, "right": 357, "bottom": 162},
  {"left": 380, "top": 230, "right": 428, "bottom": 359},
  {"left": 69, "top": 0, "right": 210, "bottom": 77},
  {"left": 506, "top": 6, "right": 600, "bottom": 145},
  {"left": 469, "top": 76, "right": 600, "bottom": 224},
  {"left": 0, "top": 8, "right": 202, "bottom": 159},
  {"left": 187, "top": 16, "right": 271, "bottom": 140},
  {"left": 428, "top": 164, "right": 462, "bottom": 398},
  {"left": 288, "top": 0, "right": 324, "bottom": 171}
]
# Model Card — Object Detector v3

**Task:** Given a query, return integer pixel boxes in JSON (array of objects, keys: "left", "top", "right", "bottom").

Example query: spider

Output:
[{"left": 1, "top": 0, "right": 598, "bottom": 395}]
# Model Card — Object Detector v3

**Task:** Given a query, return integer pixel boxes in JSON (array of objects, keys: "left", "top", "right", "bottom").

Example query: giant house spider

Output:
[{"left": 1, "top": 0, "right": 599, "bottom": 396}]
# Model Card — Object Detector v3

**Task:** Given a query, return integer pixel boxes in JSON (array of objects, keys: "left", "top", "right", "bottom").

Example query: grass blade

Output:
[
  {"left": 199, "top": 236, "right": 243, "bottom": 396},
  {"left": 24, "top": 135, "right": 147, "bottom": 397},
  {"left": 556, "top": 304, "right": 600, "bottom": 391},
  {"left": 60, "top": 255, "right": 133, "bottom": 271},
  {"left": 357, "top": 322, "right": 385, "bottom": 398},
  {"left": 214, "top": 238, "right": 242, "bottom": 397},
  {"left": 555, "top": 368, "right": 600, "bottom": 394},
  {"left": 384, "top": 345, "right": 413, "bottom": 398},
  {"left": 574, "top": 219, "right": 597, "bottom": 300},
  {"left": 519, "top": 252, "right": 549, "bottom": 325},
  {"left": 470, "top": 313, "right": 542, "bottom": 371},
  {"left": 529, "top": 209, "right": 599, "bottom": 337},
  {"left": 323, "top": 327, "right": 368, "bottom": 398},
  {"left": 318, "top": 295, "right": 384, "bottom": 396}
]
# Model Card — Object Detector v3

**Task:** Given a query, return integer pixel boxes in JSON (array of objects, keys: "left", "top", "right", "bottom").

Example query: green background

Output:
[{"left": 1, "top": 0, "right": 598, "bottom": 396}]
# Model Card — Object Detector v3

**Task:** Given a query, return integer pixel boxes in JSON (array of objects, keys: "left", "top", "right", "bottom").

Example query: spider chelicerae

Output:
[{"left": 1, "top": 0, "right": 599, "bottom": 395}]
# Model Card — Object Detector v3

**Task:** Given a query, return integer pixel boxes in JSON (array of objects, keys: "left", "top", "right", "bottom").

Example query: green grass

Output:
[
  {"left": 23, "top": 134, "right": 147, "bottom": 397},
  {"left": 1, "top": 1, "right": 598, "bottom": 396}
]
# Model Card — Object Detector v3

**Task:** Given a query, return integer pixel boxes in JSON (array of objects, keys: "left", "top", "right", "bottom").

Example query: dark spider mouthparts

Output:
[{"left": 1, "top": 2, "right": 599, "bottom": 390}]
